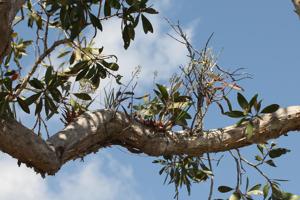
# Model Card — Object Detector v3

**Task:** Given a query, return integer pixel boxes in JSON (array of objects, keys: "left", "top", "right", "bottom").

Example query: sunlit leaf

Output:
[{"left": 229, "top": 192, "right": 241, "bottom": 200}]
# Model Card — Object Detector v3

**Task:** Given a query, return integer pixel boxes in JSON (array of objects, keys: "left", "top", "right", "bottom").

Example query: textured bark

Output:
[
  {"left": 0, "top": 106, "right": 300, "bottom": 175},
  {"left": 0, "top": 0, "right": 26, "bottom": 62}
]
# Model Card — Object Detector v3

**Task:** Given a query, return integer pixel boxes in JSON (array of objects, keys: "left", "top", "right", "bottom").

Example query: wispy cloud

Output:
[
  {"left": 94, "top": 3, "right": 198, "bottom": 89},
  {"left": 0, "top": 153, "right": 140, "bottom": 200}
]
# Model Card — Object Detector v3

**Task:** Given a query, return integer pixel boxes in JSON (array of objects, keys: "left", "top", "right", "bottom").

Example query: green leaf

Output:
[
  {"left": 44, "top": 95, "right": 57, "bottom": 118},
  {"left": 91, "top": 75, "right": 100, "bottom": 88},
  {"left": 225, "top": 111, "right": 245, "bottom": 118},
  {"left": 50, "top": 88, "right": 62, "bottom": 102},
  {"left": 133, "top": 14, "right": 140, "bottom": 27},
  {"left": 89, "top": 13, "right": 103, "bottom": 31},
  {"left": 224, "top": 95, "right": 233, "bottom": 111},
  {"left": 255, "top": 155, "right": 263, "bottom": 161},
  {"left": 237, "top": 92, "right": 249, "bottom": 111},
  {"left": 218, "top": 186, "right": 233, "bottom": 193},
  {"left": 57, "top": 50, "right": 71, "bottom": 58},
  {"left": 141, "top": 14, "right": 153, "bottom": 34},
  {"left": 265, "top": 159, "right": 276, "bottom": 167},
  {"left": 254, "top": 100, "right": 262, "bottom": 113},
  {"left": 249, "top": 94, "right": 258, "bottom": 109},
  {"left": 217, "top": 102, "right": 225, "bottom": 114},
  {"left": 257, "top": 144, "right": 265, "bottom": 155},
  {"left": 246, "top": 177, "right": 250, "bottom": 191},
  {"left": 247, "top": 190, "right": 263, "bottom": 196},
  {"left": 29, "top": 78, "right": 44, "bottom": 89},
  {"left": 229, "top": 192, "right": 241, "bottom": 200},
  {"left": 122, "top": 28, "right": 131, "bottom": 49},
  {"left": 261, "top": 104, "right": 280, "bottom": 114},
  {"left": 67, "top": 60, "right": 89, "bottom": 74},
  {"left": 269, "top": 148, "right": 291, "bottom": 159},
  {"left": 26, "top": 93, "right": 41, "bottom": 105},
  {"left": 73, "top": 93, "right": 92, "bottom": 101},
  {"left": 3, "top": 77, "right": 12, "bottom": 90},
  {"left": 22, "top": 40, "right": 33, "bottom": 46},
  {"left": 76, "top": 67, "right": 89, "bottom": 81},
  {"left": 156, "top": 84, "right": 169, "bottom": 101},
  {"left": 144, "top": 7, "right": 159, "bottom": 14},
  {"left": 108, "top": 63, "right": 119, "bottom": 71},
  {"left": 85, "top": 66, "right": 97, "bottom": 79},
  {"left": 45, "top": 66, "right": 53, "bottom": 85},
  {"left": 69, "top": 52, "right": 76, "bottom": 65},
  {"left": 17, "top": 97, "right": 30, "bottom": 114},
  {"left": 123, "top": 24, "right": 135, "bottom": 40},
  {"left": 281, "top": 193, "right": 300, "bottom": 200},
  {"left": 246, "top": 122, "right": 254, "bottom": 139},
  {"left": 4, "top": 70, "right": 16, "bottom": 76},
  {"left": 249, "top": 184, "right": 261, "bottom": 192},
  {"left": 263, "top": 184, "right": 270, "bottom": 199}
]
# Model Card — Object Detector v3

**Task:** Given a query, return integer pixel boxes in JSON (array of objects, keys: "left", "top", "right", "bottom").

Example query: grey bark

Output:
[
  {"left": 0, "top": 0, "right": 26, "bottom": 62},
  {"left": 0, "top": 106, "right": 300, "bottom": 175}
]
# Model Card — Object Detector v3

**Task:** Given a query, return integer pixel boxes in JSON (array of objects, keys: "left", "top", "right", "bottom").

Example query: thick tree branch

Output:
[
  {"left": 0, "top": 117, "right": 60, "bottom": 175},
  {"left": 0, "top": 106, "right": 300, "bottom": 176},
  {"left": 0, "top": 0, "right": 26, "bottom": 63}
]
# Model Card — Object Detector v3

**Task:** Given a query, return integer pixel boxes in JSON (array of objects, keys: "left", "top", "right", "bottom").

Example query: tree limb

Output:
[
  {"left": 0, "top": 0, "right": 26, "bottom": 62},
  {"left": 0, "top": 106, "right": 300, "bottom": 176}
]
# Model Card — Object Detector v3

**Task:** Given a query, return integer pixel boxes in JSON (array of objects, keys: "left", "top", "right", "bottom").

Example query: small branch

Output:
[
  {"left": 240, "top": 156, "right": 272, "bottom": 186},
  {"left": 207, "top": 153, "right": 214, "bottom": 200},
  {"left": 229, "top": 150, "right": 241, "bottom": 191},
  {"left": 13, "top": 38, "right": 70, "bottom": 98}
]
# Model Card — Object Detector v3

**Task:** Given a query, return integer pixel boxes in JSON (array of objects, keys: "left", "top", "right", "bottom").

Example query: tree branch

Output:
[
  {"left": 0, "top": 106, "right": 300, "bottom": 176},
  {"left": 0, "top": 0, "right": 26, "bottom": 63}
]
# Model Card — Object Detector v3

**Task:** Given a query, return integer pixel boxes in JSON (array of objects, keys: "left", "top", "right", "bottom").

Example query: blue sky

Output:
[{"left": 2, "top": 0, "right": 300, "bottom": 199}]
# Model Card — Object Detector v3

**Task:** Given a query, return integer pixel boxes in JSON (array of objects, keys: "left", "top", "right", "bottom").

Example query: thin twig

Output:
[
  {"left": 207, "top": 153, "right": 214, "bottom": 200},
  {"left": 12, "top": 38, "right": 70, "bottom": 98}
]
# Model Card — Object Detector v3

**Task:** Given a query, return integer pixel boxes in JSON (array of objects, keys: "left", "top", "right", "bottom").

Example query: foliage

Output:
[
  {"left": 153, "top": 155, "right": 212, "bottom": 199},
  {"left": 0, "top": 1, "right": 299, "bottom": 200},
  {"left": 219, "top": 93, "right": 279, "bottom": 138},
  {"left": 0, "top": 0, "right": 158, "bottom": 129},
  {"left": 133, "top": 82, "right": 192, "bottom": 131}
]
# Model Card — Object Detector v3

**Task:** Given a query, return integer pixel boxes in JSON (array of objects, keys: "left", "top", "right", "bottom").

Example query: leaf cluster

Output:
[
  {"left": 219, "top": 93, "right": 279, "bottom": 138},
  {"left": 133, "top": 82, "right": 192, "bottom": 130},
  {"left": 153, "top": 156, "right": 212, "bottom": 200}
]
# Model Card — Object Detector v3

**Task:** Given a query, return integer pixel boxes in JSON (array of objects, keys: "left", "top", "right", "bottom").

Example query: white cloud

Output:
[
  {"left": 0, "top": 153, "right": 141, "bottom": 200},
  {"left": 94, "top": 4, "right": 198, "bottom": 88},
  {"left": 90, "top": 3, "right": 199, "bottom": 109}
]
